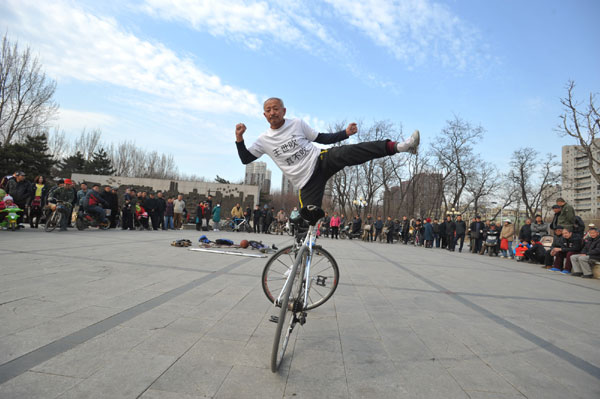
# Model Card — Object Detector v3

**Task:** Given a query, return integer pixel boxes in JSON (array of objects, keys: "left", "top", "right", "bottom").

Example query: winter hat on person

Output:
[
  {"left": 4, "top": 195, "right": 13, "bottom": 202},
  {"left": 503, "top": 219, "right": 511, "bottom": 223},
  {"left": 64, "top": 179, "right": 73, "bottom": 185}
]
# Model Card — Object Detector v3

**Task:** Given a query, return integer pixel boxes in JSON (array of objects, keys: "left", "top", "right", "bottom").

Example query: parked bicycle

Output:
[
  {"left": 221, "top": 217, "right": 252, "bottom": 232},
  {"left": 261, "top": 205, "right": 339, "bottom": 372}
]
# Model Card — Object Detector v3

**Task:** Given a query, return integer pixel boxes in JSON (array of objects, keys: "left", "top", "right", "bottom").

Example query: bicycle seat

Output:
[{"left": 300, "top": 205, "right": 324, "bottom": 226}]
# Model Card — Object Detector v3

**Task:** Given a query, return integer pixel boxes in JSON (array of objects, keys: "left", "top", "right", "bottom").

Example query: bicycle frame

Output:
[{"left": 275, "top": 224, "right": 317, "bottom": 311}]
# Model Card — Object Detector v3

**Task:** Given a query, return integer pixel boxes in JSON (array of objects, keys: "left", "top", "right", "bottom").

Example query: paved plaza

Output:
[{"left": 0, "top": 228, "right": 599, "bottom": 398}]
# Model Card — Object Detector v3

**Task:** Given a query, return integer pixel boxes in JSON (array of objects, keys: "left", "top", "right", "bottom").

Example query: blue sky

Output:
[{"left": 1, "top": 0, "right": 599, "bottom": 189}]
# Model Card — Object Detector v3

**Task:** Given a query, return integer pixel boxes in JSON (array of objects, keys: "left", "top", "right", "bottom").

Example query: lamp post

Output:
[
  {"left": 353, "top": 197, "right": 368, "bottom": 219},
  {"left": 447, "top": 207, "right": 460, "bottom": 220}
]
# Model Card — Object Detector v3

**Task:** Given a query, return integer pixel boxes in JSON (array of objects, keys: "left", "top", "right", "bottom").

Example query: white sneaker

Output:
[{"left": 397, "top": 130, "right": 420, "bottom": 154}]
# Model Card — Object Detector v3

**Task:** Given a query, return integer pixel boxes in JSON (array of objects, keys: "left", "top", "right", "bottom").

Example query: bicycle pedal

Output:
[
  {"left": 269, "top": 315, "right": 279, "bottom": 323},
  {"left": 316, "top": 275, "right": 327, "bottom": 287}
]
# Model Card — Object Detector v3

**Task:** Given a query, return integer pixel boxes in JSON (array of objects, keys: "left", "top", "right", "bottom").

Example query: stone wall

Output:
[{"left": 71, "top": 174, "right": 260, "bottom": 221}]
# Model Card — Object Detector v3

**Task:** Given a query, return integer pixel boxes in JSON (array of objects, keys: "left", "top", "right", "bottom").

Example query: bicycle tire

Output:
[
  {"left": 268, "top": 221, "right": 277, "bottom": 234},
  {"left": 76, "top": 217, "right": 86, "bottom": 231},
  {"left": 262, "top": 245, "right": 339, "bottom": 310},
  {"left": 221, "top": 221, "right": 233, "bottom": 232},
  {"left": 271, "top": 245, "right": 306, "bottom": 372},
  {"left": 44, "top": 211, "right": 58, "bottom": 232}
]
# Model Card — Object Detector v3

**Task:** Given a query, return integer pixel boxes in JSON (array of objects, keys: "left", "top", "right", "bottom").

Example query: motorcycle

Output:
[
  {"left": 0, "top": 207, "right": 23, "bottom": 231},
  {"left": 76, "top": 208, "right": 110, "bottom": 230},
  {"left": 483, "top": 234, "right": 499, "bottom": 256},
  {"left": 339, "top": 222, "right": 361, "bottom": 240}
]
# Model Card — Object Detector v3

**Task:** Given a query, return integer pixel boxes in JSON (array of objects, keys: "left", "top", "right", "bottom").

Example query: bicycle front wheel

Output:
[
  {"left": 271, "top": 246, "right": 306, "bottom": 372},
  {"left": 262, "top": 245, "right": 339, "bottom": 310},
  {"left": 45, "top": 211, "right": 58, "bottom": 232}
]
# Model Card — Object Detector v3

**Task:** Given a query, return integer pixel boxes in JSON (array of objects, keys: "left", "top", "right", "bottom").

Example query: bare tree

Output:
[
  {"left": 430, "top": 116, "right": 485, "bottom": 212},
  {"left": 0, "top": 34, "right": 58, "bottom": 146},
  {"left": 74, "top": 128, "right": 102, "bottom": 161},
  {"left": 464, "top": 162, "right": 501, "bottom": 215},
  {"left": 46, "top": 127, "right": 69, "bottom": 161},
  {"left": 558, "top": 80, "right": 600, "bottom": 183},
  {"left": 509, "top": 148, "right": 561, "bottom": 219}
]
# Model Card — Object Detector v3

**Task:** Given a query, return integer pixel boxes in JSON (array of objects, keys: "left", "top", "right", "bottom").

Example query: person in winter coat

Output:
[
  {"left": 384, "top": 216, "right": 395, "bottom": 243},
  {"left": 544, "top": 226, "right": 565, "bottom": 268},
  {"left": 29, "top": 175, "right": 49, "bottom": 228},
  {"left": 499, "top": 219, "right": 515, "bottom": 259},
  {"left": 212, "top": 203, "right": 221, "bottom": 231},
  {"left": 374, "top": 216, "right": 384, "bottom": 242},
  {"left": 569, "top": 228, "right": 599, "bottom": 278},
  {"left": 6, "top": 171, "right": 32, "bottom": 226},
  {"left": 164, "top": 197, "right": 175, "bottom": 230},
  {"left": 518, "top": 218, "right": 533, "bottom": 243},
  {"left": 556, "top": 198, "right": 576, "bottom": 231},
  {"left": 439, "top": 218, "right": 448, "bottom": 248},
  {"left": 401, "top": 216, "right": 410, "bottom": 244},
  {"left": 253, "top": 204, "right": 262, "bottom": 233},
  {"left": 445, "top": 216, "right": 457, "bottom": 251},
  {"left": 424, "top": 218, "right": 434, "bottom": 248},
  {"left": 432, "top": 219, "right": 441, "bottom": 248},
  {"left": 196, "top": 201, "right": 205, "bottom": 231},
  {"left": 205, "top": 195, "right": 213, "bottom": 229},
  {"left": 470, "top": 215, "right": 485, "bottom": 253},
  {"left": 549, "top": 228, "right": 582, "bottom": 274},
  {"left": 523, "top": 234, "right": 545, "bottom": 264},
  {"left": 156, "top": 191, "right": 167, "bottom": 230},
  {"left": 531, "top": 215, "right": 549, "bottom": 238},
  {"left": 330, "top": 212, "right": 341, "bottom": 239},
  {"left": 454, "top": 215, "right": 467, "bottom": 252}
]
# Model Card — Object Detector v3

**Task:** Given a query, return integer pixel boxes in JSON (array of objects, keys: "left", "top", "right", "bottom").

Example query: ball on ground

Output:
[{"left": 240, "top": 239, "right": 249, "bottom": 248}]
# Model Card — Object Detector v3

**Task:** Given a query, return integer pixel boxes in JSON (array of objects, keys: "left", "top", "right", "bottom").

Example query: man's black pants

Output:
[{"left": 298, "top": 140, "right": 391, "bottom": 208}]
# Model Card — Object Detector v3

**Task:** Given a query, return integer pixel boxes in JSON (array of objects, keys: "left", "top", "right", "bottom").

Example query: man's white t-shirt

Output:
[{"left": 247, "top": 119, "right": 320, "bottom": 189}]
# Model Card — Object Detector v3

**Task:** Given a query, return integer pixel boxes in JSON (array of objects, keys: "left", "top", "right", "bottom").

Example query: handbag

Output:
[{"left": 500, "top": 238, "right": 509, "bottom": 251}]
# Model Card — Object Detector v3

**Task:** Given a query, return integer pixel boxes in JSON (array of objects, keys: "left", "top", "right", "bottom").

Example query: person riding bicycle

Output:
[
  {"left": 84, "top": 184, "right": 109, "bottom": 224},
  {"left": 48, "top": 179, "right": 75, "bottom": 231},
  {"left": 235, "top": 97, "right": 419, "bottom": 211}
]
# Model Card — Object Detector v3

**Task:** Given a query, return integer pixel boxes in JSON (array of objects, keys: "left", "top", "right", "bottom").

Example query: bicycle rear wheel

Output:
[
  {"left": 263, "top": 245, "right": 339, "bottom": 310},
  {"left": 271, "top": 246, "right": 306, "bottom": 372}
]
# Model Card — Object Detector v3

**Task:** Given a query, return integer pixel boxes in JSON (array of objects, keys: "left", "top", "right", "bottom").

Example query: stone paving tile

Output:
[
  {"left": 283, "top": 348, "right": 348, "bottom": 399},
  {"left": 1, "top": 231, "right": 599, "bottom": 399},
  {"left": 150, "top": 337, "right": 247, "bottom": 397},
  {"left": 55, "top": 350, "right": 176, "bottom": 399},
  {"left": 140, "top": 388, "right": 210, "bottom": 398},
  {"left": 0, "top": 371, "right": 83, "bottom": 399},
  {"left": 215, "top": 365, "right": 286, "bottom": 398},
  {"left": 31, "top": 326, "right": 154, "bottom": 378}
]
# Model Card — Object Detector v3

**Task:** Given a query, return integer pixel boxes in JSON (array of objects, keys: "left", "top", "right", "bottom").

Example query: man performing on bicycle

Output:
[{"left": 235, "top": 98, "right": 419, "bottom": 210}]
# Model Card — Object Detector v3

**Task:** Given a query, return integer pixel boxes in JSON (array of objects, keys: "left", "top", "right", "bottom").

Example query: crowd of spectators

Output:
[{"left": 0, "top": 171, "right": 598, "bottom": 279}]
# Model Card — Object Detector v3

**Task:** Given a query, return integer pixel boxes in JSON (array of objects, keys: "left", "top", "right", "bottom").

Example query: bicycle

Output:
[
  {"left": 221, "top": 217, "right": 252, "bottom": 232},
  {"left": 44, "top": 200, "right": 67, "bottom": 232},
  {"left": 261, "top": 205, "right": 340, "bottom": 372}
]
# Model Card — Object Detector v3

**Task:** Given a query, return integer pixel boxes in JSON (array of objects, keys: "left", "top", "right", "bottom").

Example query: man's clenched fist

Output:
[{"left": 235, "top": 123, "right": 246, "bottom": 142}]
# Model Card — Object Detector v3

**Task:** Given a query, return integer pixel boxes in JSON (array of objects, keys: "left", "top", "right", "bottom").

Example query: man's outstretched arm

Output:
[
  {"left": 314, "top": 122, "right": 358, "bottom": 144},
  {"left": 235, "top": 123, "right": 258, "bottom": 165}
]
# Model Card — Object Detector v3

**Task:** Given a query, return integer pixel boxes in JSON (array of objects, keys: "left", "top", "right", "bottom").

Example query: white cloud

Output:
[
  {"left": 57, "top": 109, "right": 117, "bottom": 131},
  {"left": 0, "top": 0, "right": 261, "bottom": 116},
  {"left": 141, "top": 0, "right": 486, "bottom": 73},
  {"left": 324, "top": 0, "right": 483, "bottom": 71},
  {"left": 141, "top": 0, "right": 344, "bottom": 54}
]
